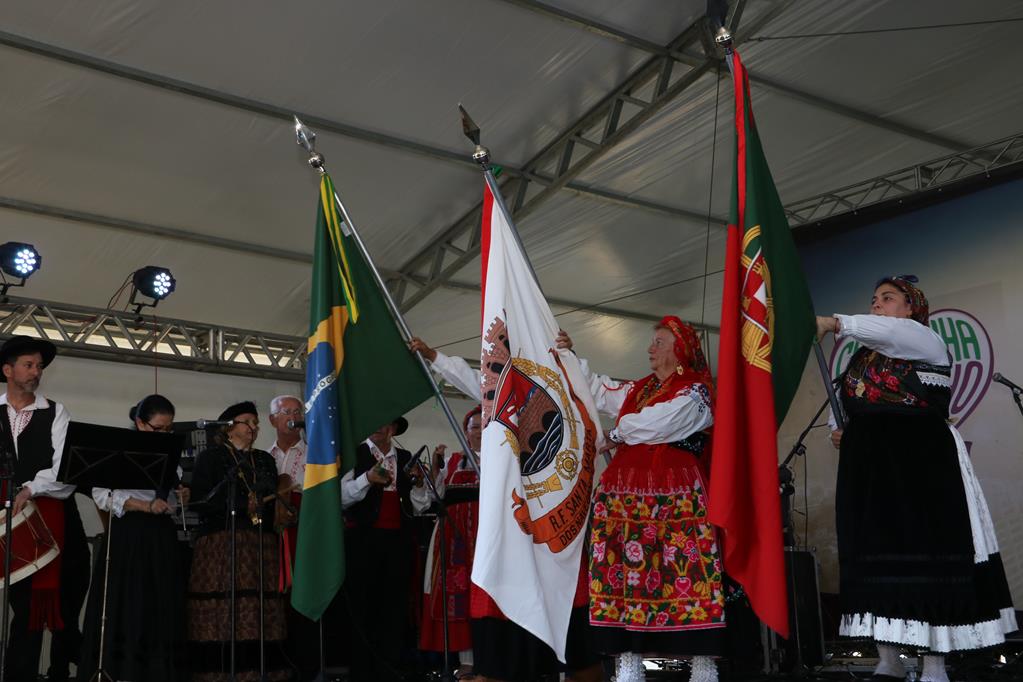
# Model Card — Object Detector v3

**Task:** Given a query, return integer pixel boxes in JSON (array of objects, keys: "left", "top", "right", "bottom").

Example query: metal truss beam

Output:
[
  {"left": 0, "top": 187, "right": 710, "bottom": 329},
  {"left": 784, "top": 132, "right": 1023, "bottom": 226},
  {"left": 0, "top": 295, "right": 676, "bottom": 387},
  {"left": 499, "top": 0, "right": 974, "bottom": 153},
  {"left": 0, "top": 30, "right": 699, "bottom": 226},
  {"left": 0, "top": 295, "right": 306, "bottom": 381},
  {"left": 391, "top": 1, "right": 775, "bottom": 313}
]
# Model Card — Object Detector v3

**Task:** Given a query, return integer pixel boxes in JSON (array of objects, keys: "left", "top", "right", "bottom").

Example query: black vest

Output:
[
  {"left": 0, "top": 399, "right": 58, "bottom": 487},
  {"left": 344, "top": 442, "right": 413, "bottom": 531}
]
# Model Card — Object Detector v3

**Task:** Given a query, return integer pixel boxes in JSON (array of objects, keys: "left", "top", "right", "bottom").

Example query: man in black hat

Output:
[
  {"left": 0, "top": 336, "right": 89, "bottom": 681},
  {"left": 339, "top": 416, "right": 429, "bottom": 681}
]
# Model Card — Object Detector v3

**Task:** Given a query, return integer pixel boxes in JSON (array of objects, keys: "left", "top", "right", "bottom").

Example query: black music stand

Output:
[{"left": 59, "top": 422, "right": 183, "bottom": 682}]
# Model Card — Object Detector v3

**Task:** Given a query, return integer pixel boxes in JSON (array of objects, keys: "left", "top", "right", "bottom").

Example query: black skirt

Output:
[
  {"left": 471, "top": 606, "right": 600, "bottom": 680},
  {"left": 836, "top": 412, "right": 1015, "bottom": 650},
  {"left": 79, "top": 512, "right": 187, "bottom": 682}
]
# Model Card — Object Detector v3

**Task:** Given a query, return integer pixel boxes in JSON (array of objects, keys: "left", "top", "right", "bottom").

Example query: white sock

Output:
[
  {"left": 615, "top": 652, "right": 646, "bottom": 682},
  {"left": 920, "top": 654, "right": 949, "bottom": 682},
  {"left": 874, "top": 643, "right": 906, "bottom": 678},
  {"left": 690, "top": 656, "right": 718, "bottom": 682}
]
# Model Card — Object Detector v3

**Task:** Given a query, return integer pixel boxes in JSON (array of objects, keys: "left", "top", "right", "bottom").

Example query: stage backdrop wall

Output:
[{"left": 782, "top": 176, "right": 1023, "bottom": 605}]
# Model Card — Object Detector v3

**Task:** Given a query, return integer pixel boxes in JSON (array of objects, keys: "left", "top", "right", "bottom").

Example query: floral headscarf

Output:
[
  {"left": 875, "top": 275, "right": 929, "bottom": 324},
  {"left": 657, "top": 316, "right": 714, "bottom": 395}
]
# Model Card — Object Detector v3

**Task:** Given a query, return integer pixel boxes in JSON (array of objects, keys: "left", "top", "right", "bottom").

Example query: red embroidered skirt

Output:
[{"left": 588, "top": 443, "right": 725, "bottom": 655}]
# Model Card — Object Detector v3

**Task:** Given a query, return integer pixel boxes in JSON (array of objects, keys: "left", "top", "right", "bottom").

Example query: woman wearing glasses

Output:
[
  {"left": 79, "top": 394, "right": 188, "bottom": 682},
  {"left": 186, "top": 401, "right": 288, "bottom": 681}
]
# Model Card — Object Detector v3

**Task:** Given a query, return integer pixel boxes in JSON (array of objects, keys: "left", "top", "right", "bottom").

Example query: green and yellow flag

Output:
[{"left": 291, "top": 173, "right": 434, "bottom": 619}]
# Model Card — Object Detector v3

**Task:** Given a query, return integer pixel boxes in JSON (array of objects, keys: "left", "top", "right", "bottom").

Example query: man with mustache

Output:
[{"left": 0, "top": 336, "right": 89, "bottom": 681}]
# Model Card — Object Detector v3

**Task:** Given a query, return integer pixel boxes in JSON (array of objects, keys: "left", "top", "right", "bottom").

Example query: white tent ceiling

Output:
[{"left": 1, "top": 0, "right": 1022, "bottom": 381}]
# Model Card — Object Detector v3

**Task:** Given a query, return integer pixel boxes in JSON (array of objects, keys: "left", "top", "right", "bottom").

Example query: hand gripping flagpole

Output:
[{"left": 293, "top": 117, "right": 480, "bottom": 474}]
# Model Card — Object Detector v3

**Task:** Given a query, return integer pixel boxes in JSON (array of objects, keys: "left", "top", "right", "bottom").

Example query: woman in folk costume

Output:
[
  {"left": 409, "top": 337, "right": 602, "bottom": 682},
  {"left": 818, "top": 276, "right": 1017, "bottom": 682},
  {"left": 79, "top": 395, "right": 188, "bottom": 682},
  {"left": 573, "top": 317, "right": 725, "bottom": 682},
  {"left": 187, "top": 401, "right": 288, "bottom": 681},
  {"left": 420, "top": 406, "right": 483, "bottom": 679}
]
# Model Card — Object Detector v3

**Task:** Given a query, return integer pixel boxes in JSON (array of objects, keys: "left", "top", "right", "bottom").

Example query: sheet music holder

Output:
[{"left": 58, "top": 422, "right": 183, "bottom": 492}]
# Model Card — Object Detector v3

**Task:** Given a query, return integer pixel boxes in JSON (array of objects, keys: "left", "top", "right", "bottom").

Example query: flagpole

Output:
[
  {"left": 714, "top": 37, "right": 847, "bottom": 429},
  {"left": 458, "top": 106, "right": 547, "bottom": 296},
  {"left": 293, "top": 117, "right": 480, "bottom": 474}
]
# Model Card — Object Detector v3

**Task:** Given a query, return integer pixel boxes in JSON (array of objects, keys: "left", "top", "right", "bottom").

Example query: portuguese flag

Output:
[
  {"left": 708, "top": 49, "right": 815, "bottom": 637},
  {"left": 291, "top": 173, "right": 434, "bottom": 619}
]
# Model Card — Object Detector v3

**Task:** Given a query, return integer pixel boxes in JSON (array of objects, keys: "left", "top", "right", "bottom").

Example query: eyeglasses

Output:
[
  {"left": 275, "top": 408, "right": 303, "bottom": 417},
  {"left": 234, "top": 419, "right": 259, "bottom": 428}
]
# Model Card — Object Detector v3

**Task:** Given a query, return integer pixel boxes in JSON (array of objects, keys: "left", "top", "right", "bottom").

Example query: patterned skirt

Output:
[
  {"left": 589, "top": 443, "right": 726, "bottom": 656},
  {"left": 420, "top": 498, "right": 478, "bottom": 653},
  {"left": 187, "top": 528, "right": 289, "bottom": 681}
]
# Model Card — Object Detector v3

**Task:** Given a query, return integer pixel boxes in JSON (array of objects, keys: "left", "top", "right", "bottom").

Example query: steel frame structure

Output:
[
  {"left": 4, "top": 121, "right": 1016, "bottom": 383},
  {"left": 388, "top": 1, "right": 770, "bottom": 315},
  {"left": 0, "top": 3, "right": 1004, "bottom": 339},
  {"left": 0, "top": 295, "right": 306, "bottom": 381},
  {"left": 785, "top": 132, "right": 1023, "bottom": 226}
]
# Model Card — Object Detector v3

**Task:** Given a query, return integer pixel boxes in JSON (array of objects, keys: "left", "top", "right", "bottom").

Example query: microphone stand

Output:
[
  {"left": 412, "top": 456, "right": 456, "bottom": 682},
  {"left": 1006, "top": 384, "right": 1023, "bottom": 420},
  {"left": 776, "top": 396, "right": 830, "bottom": 678},
  {"left": 0, "top": 429, "right": 16, "bottom": 682},
  {"left": 90, "top": 492, "right": 116, "bottom": 682},
  {"left": 254, "top": 476, "right": 267, "bottom": 682},
  {"left": 194, "top": 450, "right": 240, "bottom": 681}
]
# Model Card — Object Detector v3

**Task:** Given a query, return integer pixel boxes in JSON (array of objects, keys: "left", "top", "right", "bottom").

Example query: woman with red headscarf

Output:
[
  {"left": 419, "top": 406, "right": 483, "bottom": 679},
  {"left": 819, "top": 276, "right": 1016, "bottom": 682},
  {"left": 569, "top": 317, "right": 725, "bottom": 682}
]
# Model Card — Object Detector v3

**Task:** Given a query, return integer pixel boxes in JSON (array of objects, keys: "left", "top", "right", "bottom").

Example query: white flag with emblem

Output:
[{"left": 472, "top": 178, "right": 602, "bottom": 661}]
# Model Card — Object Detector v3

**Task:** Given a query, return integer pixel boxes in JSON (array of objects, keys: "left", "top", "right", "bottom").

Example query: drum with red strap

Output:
[{"left": 0, "top": 499, "right": 60, "bottom": 585}]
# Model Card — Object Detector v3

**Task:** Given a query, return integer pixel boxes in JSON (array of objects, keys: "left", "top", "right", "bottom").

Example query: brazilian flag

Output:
[{"left": 291, "top": 173, "right": 434, "bottom": 619}]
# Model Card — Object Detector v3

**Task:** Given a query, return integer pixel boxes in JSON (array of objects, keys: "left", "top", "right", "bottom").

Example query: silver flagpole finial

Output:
[
  {"left": 458, "top": 104, "right": 490, "bottom": 168},
  {"left": 714, "top": 25, "right": 734, "bottom": 54},
  {"left": 294, "top": 116, "right": 325, "bottom": 171}
]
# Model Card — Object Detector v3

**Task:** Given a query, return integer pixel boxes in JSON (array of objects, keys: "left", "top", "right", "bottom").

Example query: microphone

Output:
[
  {"left": 287, "top": 419, "right": 305, "bottom": 430},
  {"left": 992, "top": 373, "right": 1023, "bottom": 395},
  {"left": 196, "top": 418, "right": 235, "bottom": 429},
  {"left": 403, "top": 445, "right": 430, "bottom": 475}
]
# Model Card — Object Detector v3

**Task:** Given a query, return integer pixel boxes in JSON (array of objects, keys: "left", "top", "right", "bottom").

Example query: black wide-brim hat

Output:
[
  {"left": 218, "top": 400, "right": 258, "bottom": 423},
  {"left": 0, "top": 335, "right": 57, "bottom": 383}
]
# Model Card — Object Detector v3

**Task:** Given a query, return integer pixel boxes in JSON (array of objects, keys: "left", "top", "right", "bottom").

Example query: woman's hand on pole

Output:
[
  {"left": 815, "top": 315, "right": 839, "bottom": 340},
  {"left": 408, "top": 337, "right": 438, "bottom": 362}
]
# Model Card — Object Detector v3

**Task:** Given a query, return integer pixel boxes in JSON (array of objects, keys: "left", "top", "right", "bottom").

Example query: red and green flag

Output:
[
  {"left": 291, "top": 173, "right": 435, "bottom": 619},
  {"left": 708, "top": 49, "right": 815, "bottom": 638}
]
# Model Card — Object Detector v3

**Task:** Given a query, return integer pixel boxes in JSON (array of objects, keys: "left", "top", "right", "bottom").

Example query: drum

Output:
[{"left": 0, "top": 499, "right": 60, "bottom": 585}]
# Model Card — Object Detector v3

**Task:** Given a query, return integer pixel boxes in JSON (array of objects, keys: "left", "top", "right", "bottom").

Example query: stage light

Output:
[
  {"left": 128, "top": 266, "right": 176, "bottom": 316},
  {"left": 0, "top": 242, "right": 42, "bottom": 296},
  {"left": 132, "top": 266, "right": 176, "bottom": 300}
]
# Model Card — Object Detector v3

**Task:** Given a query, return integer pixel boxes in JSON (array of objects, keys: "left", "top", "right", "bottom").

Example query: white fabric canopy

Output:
[{"left": 1, "top": 0, "right": 1021, "bottom": 380}]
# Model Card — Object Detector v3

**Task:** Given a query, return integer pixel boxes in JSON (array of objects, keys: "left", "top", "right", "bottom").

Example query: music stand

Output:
[{"left": 59, "top": 422, "right": 183, "bottom": 682}]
